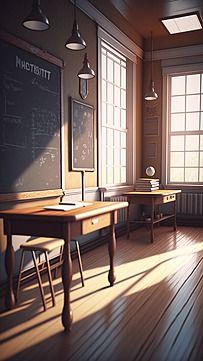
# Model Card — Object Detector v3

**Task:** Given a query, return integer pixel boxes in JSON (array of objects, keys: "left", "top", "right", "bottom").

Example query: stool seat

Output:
[
  {"left": 20, "top": 237, "right": 64, "bottom": 252},
  {"left": 17, "top": 237, "right": 84, "bottom": 311}
]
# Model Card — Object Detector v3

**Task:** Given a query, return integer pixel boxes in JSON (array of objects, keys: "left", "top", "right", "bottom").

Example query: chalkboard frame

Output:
[
  {"left": 70, "top": 98, "right": 95, "bottom": 171},
  {"left": 0, "top": 30, "right": 64, "bottom": 202}
]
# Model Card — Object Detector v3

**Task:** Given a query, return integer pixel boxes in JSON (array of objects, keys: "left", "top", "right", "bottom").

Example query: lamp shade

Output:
[
  {"left": 77, "top": 53, "right": 95, "bottom": 80},
  {"left": 65, "top": 20, "right": 86, "bottom": 50},
  {"left": 22, "top": 0, "right": 50, "bottom": 31},
  {"left": 144, "top": 81, "right": 158, "bottom": 101}
]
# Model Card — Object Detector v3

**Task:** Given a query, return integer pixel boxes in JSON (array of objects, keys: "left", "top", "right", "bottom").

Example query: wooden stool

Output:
[{"left": 16, "top": 237, "right": 84, "bottom": 311}]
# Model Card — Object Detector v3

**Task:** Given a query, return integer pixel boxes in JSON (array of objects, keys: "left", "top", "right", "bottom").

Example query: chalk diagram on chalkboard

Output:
[{"left": 71, "top": 99, "right": 94, "bottom": 171}]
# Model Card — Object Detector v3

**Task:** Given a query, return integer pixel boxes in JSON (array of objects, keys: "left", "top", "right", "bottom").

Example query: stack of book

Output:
[{"left": 135, "top": 178, "right": 160, "bottom": 191}]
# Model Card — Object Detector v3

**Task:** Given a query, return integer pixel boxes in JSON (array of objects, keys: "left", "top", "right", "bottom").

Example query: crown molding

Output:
[
  {"left": 145, "top": 44, "right": 203, "bottom": 61},
  {"left": 75, "top": 0, "right": 143, "bottom": 59}
]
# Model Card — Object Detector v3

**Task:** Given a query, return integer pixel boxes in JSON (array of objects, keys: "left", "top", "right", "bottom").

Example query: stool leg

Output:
[
  {"left": 44, "top": 252, "right": 56, "bottom": 307},
  {"left": 75, "top": 241, "right": 84, "bottom": 287},
  {"left": 16, "top": 250, "right": 25, "bottom": 301},
  {"left": 32, "top": 251, "right": 46, "bottom": 311}
]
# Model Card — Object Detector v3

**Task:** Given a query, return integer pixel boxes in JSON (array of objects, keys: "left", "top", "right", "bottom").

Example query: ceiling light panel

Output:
[{"left": 161, "top": 13, "right": 203, "bottom": 34}]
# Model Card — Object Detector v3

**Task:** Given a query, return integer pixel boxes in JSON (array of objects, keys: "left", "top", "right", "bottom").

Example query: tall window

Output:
[
  {"left": 164, "top": 70, "right": 203, "bottom": 185},
  {"left": 100, "top": 41, "right": 127, "bottom": 185}
]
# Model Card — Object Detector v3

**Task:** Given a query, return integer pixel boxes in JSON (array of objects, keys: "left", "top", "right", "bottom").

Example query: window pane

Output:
[
  {"left": 114, "top": 107, "right": 120, "bottom": 128},
  {"left": 185, "top": 152, "right": 198, "bottom": 166},
  {"left": 114, "top": 62, "right": 120, "bottom": 86},
  {"left": 200, "top": 168, "right": 203, "bottom": 181},
  {"left": 171, "top": 113, "right": 185, "bottom": 131},
  {"left": 186, "top": 112, "right": 199, "bottom": 130},
  {"left": 107, "top": 58, "right": 113, "bottom": 82},
  {"left": 201, "top": 95, "right": 203, "bottom": 111},
  {"left": 114, "top": 167, "right": 120, "bottom": 183},
  {"left": 186, "top": 95, "right": 200, "bottom": 112},
  {"left": 171, "top": 96, "right": 185, "bottom": 112},
  {"left": 121, "top": 167, "right": 126, "bottom": 183},
  {"left": 185, "top": 168, "right": 198, "bottom": 182},
  {"left": 102, "top": 103, "right": 106, "bottom": 124},
  {"left": 171, "top": 135, "right": 184, "bottom": 151},
  {"left": 121, "top": 132, "right": 126, "bottom": 147},
  {"left": 107, "top": 167, "right": 113, "bottom": 184},
  {"left": 200, "top": 135, "right": 203, "bottom": 150},
  {"left": 121, "top": 67, "right": 126, "bottom": 88},
  {"left": 200, "top": 152, "right": 203, "bottom": 166},
  {"left": 170, "top": 152, "right": 184, "bottom": 167},
  {"left": 107, "top": 83, "right": 113, "bottom": 104},
  {"left": 201, "top": 112, "right": 203, "bottom": 130},
  {"left": 121, "top": 149, "right": 126, "bottom": 166},
  {"left": 121, "top": 109, "right": 126, "bottom": 128},
  {"left": 186, "top": 74, "right": 200, "bottom": 94},
  {"left": 171, "top": 76, "right": 185, "bottom": 95},
  {"left": 107, "top": 128, "right": 113, "bottom": 146},
  {"left": 114, "top": 86, "right": 120, "bottom": 107},
  {"left": 185, "top": 135, "right": 199, "bottom": 151},
  {"left": 121, "top": 89, "right": 126, "bottom": 109},
  {"left": 107, "top": 104, "right": 113, "bottom": 126},
  {"left": 107, "top": 146, "right": 113, "bottom": 165},
  {"left": 102, "top": 80, "right": 106, "bottom": 102},
  {"left": 170, "top": 168, "right": 184, "bottom": 182}
]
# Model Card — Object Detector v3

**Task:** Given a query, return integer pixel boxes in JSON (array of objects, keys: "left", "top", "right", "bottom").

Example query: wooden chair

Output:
[{"left": 16, "top": 237, "right": 84, "bottom": 311}]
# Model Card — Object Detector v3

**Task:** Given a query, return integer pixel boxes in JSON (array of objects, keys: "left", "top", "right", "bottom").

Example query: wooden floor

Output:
[{"left": 1, "top": 225, "right": 203, "bottom": 361}]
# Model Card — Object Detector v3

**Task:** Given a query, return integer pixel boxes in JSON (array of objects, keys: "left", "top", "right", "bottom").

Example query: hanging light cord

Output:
[{"left": 150, "top": 31, "right": 153, "bottom": 83}]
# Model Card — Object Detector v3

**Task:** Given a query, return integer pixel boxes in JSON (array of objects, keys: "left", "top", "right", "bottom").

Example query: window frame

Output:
[
  {"left": 162, "top": 62, "right": 203, "bottom": 189},
  {"left": 98, "top": 27, "right": 137, "bottom": 188}
]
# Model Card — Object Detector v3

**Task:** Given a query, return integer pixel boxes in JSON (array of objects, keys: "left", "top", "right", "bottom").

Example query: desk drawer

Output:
[
  {"left": 163, "top": 194, "right": 176, "bottom": 203},
  {"left": 82, "top": 213, "right": 111, "bottom": 234}
]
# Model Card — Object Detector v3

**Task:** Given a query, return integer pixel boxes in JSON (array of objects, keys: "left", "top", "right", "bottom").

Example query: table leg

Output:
[
  {"left": 150, "top": 201, "right": 155, "bottom": 243},
  {"left": 108, "top": 212, "right": 116, "bottom": 286},
  {"left": 5, "top": 231, "right": 16, "bottom": 309},
  {"left": 173, "top": 200, "right": 177, "bottom": 230},
  {"left": 61, "top": 224, "right": 73, "bottom": 331},
  {"left": 127, "top": 203, "right": 130, "bottom": 239}
]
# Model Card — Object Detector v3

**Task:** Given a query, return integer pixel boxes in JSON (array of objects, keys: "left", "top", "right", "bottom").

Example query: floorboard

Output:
[{"left": 1, "top": 226, "right": 203, "bottom": 361}]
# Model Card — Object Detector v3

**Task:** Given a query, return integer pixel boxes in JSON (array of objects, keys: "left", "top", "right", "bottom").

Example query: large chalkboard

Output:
[{"left": 0, "top": 32, "right": 62, "bottom": 195}]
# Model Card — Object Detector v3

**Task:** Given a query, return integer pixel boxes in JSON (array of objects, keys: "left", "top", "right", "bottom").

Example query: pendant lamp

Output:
[
  {"left": 77, "top": 53, "right": 95, "bottom": 80},
  {"left": 144, "top": 32, "right": 158, "bottom": 101},
  {"left": 65, "top": 0, "right": 86, "bottom": 50},
  {"left": 22, "top": 0, "right": 50, "bottom": 31}
]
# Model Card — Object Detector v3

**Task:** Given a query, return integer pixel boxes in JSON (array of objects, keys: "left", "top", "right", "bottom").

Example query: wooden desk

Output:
[
  {"left": 123, "top": 190, "right": 181, "bottom": 243},
  {"left": 0, "top": 201, "right": 128, "bottom": 331}
]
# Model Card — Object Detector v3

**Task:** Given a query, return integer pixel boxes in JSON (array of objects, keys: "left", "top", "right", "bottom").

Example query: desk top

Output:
[
  {"left": 123, "top": 189, "right": 181, "bottom": 197},
  {"left": 0, "top": 201, "right": 129, "bottom": 223}
]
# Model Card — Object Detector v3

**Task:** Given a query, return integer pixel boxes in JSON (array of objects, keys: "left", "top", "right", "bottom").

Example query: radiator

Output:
[
  {"left": 108, "top": 195, "right": 128, "bottom": 223},
  {"left": 176, "top": 192, "right": 203, "bottom": 217}
]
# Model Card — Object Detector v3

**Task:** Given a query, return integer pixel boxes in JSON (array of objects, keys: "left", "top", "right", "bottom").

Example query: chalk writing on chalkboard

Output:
[
  {"left": 0, "top": 34, "right": 62, "bottom": 194},
  {"left": 71, "top": 99, "right": 94, "bottom": 171}
]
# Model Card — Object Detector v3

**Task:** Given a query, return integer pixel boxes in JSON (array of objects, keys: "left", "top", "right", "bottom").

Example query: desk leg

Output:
[
  {"left": 61, "top": 224, "right": 73, "bottom": 331},
  {"left": 5, "top": 230, "right": 15, "bottom": 309},
  {"left": 127, "top": 204, "right": 130, "bottom": 239},
  {"left": 173, "top": 200, "right": 177, "bottom": 231},
  {"left": 150, "top": 202, "right": 155, "bottom": 243},
  {"left": 108, "top": 213, "right": 116, "bottom": 286}
]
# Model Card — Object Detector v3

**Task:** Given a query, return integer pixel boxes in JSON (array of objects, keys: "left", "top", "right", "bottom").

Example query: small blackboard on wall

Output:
[
  {"left": 0, "top": 31, "right": 63, "bottom": 198},
  {"left": 71, "top": 98, "right": 94, "bottom": 171}
]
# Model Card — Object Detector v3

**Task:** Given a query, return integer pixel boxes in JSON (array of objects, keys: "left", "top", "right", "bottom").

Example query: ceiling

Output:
[{"left": 88, "top": 0, "right": 203, "bottom": 50}]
